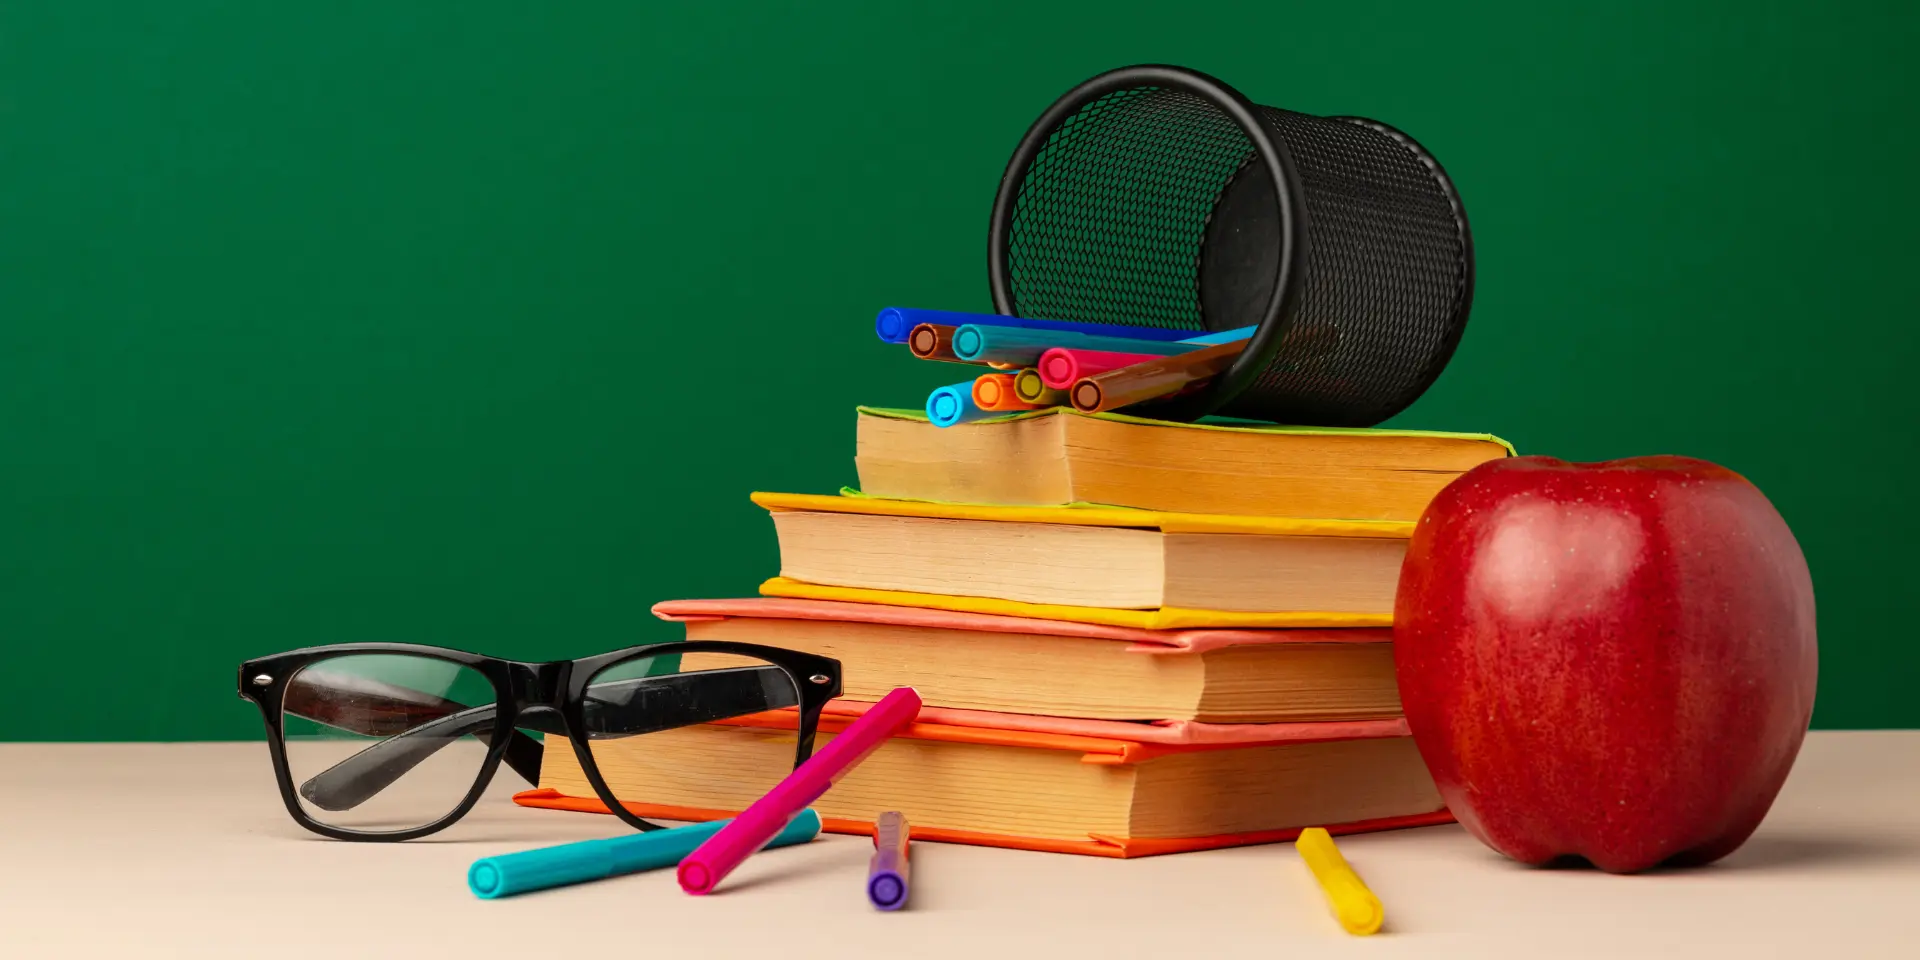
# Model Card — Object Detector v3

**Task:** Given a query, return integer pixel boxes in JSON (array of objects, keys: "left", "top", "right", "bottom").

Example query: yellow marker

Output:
[
  {"left": 1295, "top": 827, "right": 1383, "bottom": 936},
  {"left": 1013, "top": 368, "right": 1066, "bottom": 405}
]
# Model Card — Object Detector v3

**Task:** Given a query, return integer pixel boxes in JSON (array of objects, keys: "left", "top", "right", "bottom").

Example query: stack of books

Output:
[{"left": 518, "top": 406, "right": 1513, "bottom": 856}]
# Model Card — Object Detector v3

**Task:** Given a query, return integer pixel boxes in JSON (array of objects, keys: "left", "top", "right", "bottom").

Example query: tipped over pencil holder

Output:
[{"left": 988, "top": 64, "right": 1474, "bottom": 426}]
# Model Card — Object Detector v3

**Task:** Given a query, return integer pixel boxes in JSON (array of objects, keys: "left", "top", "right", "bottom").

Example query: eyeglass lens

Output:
[
  {"left": 559, "top": 651, "right": 806, "bottom": 816},
  {"left": 280, "top": 654, "right": 497, "bottom": 834}
]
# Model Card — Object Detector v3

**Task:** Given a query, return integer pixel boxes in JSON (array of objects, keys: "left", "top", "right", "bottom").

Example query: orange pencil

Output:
[
  {"left": 1069, "top": 339, "right": 1246, "bottom": 414},
  {"left": 972, "top": 373, "right": 1047, "bottom": 412}
]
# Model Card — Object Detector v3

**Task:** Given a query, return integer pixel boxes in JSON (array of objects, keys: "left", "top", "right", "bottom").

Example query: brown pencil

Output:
[{"left": 1069, "top": 338, "right": 1247, "bottom": 414}]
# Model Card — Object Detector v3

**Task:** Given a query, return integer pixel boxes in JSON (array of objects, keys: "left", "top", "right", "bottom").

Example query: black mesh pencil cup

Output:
[{"left": 988, "top": 64, "right": 1474, "bottom": 426}]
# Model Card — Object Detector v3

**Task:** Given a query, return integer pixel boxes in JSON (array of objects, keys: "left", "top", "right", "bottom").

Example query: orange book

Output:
[{"left": 515, "top": 707, "right": 1450, "bottom": 858}]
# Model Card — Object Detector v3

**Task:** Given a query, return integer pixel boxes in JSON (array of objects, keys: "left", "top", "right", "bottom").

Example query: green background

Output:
[{"left": 3, "top": 1, "right": 1913, "bottom": 739}]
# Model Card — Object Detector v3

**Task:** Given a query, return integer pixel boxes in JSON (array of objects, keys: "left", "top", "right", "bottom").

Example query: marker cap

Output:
[
  {"left": 927, "top": 381, "right": 992, "bottom": 427},
  {"left": 875, "top": 308, "right": 915, "bottom": 344}
]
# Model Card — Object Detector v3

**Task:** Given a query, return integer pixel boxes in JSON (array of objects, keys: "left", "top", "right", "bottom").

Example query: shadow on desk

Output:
[
  {"left": 1715, "top": 833, "right": 1919, "bottom": 873},
  {"left": 1468, "top": 831, "right": 1919, "bottom": 877}
]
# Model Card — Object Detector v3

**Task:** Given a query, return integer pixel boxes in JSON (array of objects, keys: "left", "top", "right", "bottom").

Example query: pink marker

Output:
[
  {"left": 1038, "top": 347, "right": 1162, "bottom": 389},
  {"left": 677, "top": 686, "right": 924, "bottom": 895}
]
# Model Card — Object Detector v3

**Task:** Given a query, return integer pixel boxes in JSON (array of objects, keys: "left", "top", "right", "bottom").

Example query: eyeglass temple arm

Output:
[
  {"left": 297, "top": 705, "right": 502, "bottom": 811},
  {"left": 281, "top": 673, "right": 544, "bottom": 794},
  {"left": 294, "top": 666, "right": 802, "bottom": 813}
]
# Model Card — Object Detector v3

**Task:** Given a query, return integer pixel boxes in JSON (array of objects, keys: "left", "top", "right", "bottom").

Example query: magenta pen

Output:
[
  {"left": 677, "top": 686, "right": 924, "bottom": 895},
  {"left": 867, "top": 810, "right": 911, "bottom": 910}
]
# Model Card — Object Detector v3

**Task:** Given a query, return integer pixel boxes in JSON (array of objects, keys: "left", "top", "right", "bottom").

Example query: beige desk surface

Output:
[{"left": 2, "top": 732, "right": 1916, "bottom": 959}]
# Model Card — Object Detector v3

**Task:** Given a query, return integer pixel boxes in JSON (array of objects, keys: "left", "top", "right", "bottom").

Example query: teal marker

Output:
[
  {"left": 927, "top": 380, "right": 994, "bottom": 428},
  {"left": 467, "top": 809, "right": 823, "bottom": 899},
  {"left": 874, "top": 306, "right": 1198, "bottom": 344},
  {"left": 950, "top": 325, "right": 1205, "bottom": 365}
]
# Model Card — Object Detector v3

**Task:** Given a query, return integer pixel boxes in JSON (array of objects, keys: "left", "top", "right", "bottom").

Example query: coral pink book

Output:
[
  {"left": 515, "top": 705, "right": 1451, "bottom": 858},
  {"left": 649, "top": 597, "right": 1401, "bottom": 723}
]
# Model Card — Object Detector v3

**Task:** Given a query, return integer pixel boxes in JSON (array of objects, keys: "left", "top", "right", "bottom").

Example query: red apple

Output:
[{"left": 1394, "top": 455, "right": 1817, "bottom": 873}]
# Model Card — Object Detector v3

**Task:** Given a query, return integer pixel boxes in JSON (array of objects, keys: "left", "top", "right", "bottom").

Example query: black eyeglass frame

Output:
[{"left": 237, "top": 640, "right": 843, "bottom": 842}]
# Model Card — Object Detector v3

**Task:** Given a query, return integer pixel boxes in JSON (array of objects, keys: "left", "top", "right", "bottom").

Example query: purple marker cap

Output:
[{"left": 867, "top": 810, "right": 911, "bottom": 911}]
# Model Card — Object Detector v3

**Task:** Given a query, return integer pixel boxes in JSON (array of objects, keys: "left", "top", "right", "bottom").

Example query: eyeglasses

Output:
[{"left": 236, "top": 641, "right": 843, "bottom": 841}]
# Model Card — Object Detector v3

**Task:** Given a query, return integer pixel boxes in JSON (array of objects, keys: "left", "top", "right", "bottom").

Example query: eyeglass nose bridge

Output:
[
  {"left": 510, "top": 704, "right": 570, "bottom": 736},
  {"left": 506, "top": 661, "right": 570, "bottom": 713}
]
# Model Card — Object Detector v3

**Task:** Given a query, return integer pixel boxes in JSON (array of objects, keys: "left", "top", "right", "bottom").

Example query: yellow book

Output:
[
  {"left": 854, "top": 406, "right": 1513, "bottom": 522},
  {"left": 753, "top": 492, "right": 1410, "bottom": 628}
]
